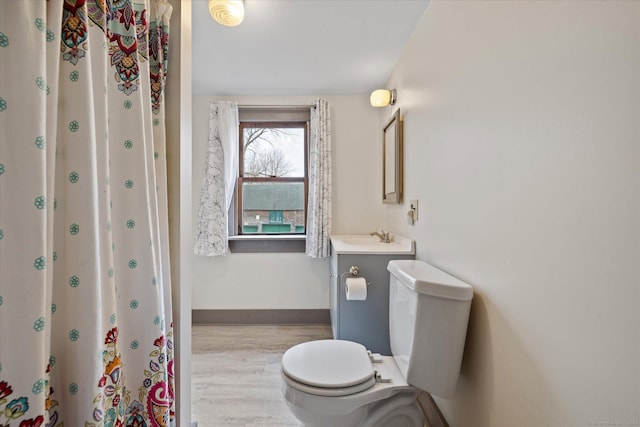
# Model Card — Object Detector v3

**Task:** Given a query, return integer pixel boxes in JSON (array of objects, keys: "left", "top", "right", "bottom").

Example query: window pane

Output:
[
  {"left": 242, "top": 127, "right": 305, "bottom": 178},
  {"left": 241, "top": 181, "right": 305, "bottom": 234}
]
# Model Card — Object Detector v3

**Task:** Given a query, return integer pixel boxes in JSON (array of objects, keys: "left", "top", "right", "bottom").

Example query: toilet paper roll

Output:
[{"left": 345, "top": 277, "right": 367, "bottom": 300}]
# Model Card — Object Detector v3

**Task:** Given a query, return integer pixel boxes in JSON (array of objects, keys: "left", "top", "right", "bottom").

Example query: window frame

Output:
[{"left": 236, "top": 121, "right": 309, "bottom": 237}]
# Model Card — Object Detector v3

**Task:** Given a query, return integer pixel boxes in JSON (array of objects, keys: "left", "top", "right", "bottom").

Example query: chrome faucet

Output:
[{"left": 369, "top": 228, "right": 391, "bottom": 243}]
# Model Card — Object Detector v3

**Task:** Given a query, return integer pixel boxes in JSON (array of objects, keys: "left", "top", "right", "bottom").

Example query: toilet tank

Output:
[{"left": 387, "top": 260, "right": 473, "bottom": 398}]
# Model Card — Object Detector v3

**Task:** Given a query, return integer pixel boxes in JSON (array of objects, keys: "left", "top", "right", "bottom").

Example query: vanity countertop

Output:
[{"left": 330, "top": 234, "right": 415, "bottom": 255}]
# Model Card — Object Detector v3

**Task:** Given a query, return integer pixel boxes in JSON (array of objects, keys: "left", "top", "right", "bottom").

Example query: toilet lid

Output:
[{"left": 281, "top": 340, "right": 374, "bottom": 388}]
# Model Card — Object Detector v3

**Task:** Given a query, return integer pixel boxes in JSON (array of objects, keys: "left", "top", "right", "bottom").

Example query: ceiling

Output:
[{"left": 191, "top": 0, "right": 430, "bottom": 96}]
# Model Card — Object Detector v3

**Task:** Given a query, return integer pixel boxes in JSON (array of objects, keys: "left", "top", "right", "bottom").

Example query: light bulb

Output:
[{"left": 370, "top": 89, "right": 396, "bottom": 107}]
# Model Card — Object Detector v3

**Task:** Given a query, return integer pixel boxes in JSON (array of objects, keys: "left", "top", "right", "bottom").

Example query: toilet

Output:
[{"left": 281, "top": 260, "right": 473, "bottom": 427}]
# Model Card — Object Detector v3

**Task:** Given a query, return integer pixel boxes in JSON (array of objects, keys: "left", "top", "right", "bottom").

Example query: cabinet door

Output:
[
  {"left": 335, "top": 253, "right": 414, "bottom": 355},
  {"left": 329, "top": 247, "right": 339, "bottom": 339}
]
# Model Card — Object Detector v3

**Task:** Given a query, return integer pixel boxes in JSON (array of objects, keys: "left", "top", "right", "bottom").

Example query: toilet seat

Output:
[
  {"left": 282, "top": 370, "right": 377, "bottom": 397},
  {"left": 281, "top": 340, "right": 377, "bottom": 397}
]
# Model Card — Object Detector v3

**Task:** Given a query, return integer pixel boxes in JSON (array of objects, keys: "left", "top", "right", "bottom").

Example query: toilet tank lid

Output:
[{"left": 387, "top": 260, "right": 473, "bottom": 301}]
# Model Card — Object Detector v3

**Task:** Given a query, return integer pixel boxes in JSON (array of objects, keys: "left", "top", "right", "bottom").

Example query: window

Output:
[{"left": 236, "top": 114, "right": 309, "bottom": 237}]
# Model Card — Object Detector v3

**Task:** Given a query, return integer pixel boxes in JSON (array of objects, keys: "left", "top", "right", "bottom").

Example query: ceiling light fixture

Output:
[
  {"left": 209, "top": 0, "right": 245, "bottom": 27},
  {"left": 370, "top": 89, "right": 397, "bottom": 107}
]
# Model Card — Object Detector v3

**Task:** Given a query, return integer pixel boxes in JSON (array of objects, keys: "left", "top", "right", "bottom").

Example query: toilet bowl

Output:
[
  {"left": 280, "top": 260, "right": 474, "bottom": 427},
  {"left": 281, "top": 339, "right": 423, "bottom": 427}
]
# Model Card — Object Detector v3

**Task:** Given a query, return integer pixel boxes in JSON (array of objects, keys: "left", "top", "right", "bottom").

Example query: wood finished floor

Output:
[{"left": 192, "top": 324, "right": 333, "bottom": 426}]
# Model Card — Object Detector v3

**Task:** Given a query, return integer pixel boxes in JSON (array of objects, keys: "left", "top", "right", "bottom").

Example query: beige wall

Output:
[
  {"left": 380, "top": 1, "right": 640, "bottom": 425},
  {"left": 167, "top": 1, "right": 192, "bottom": 425},
  {"left": 191, "top": 95, "right": 381, "bottom": 309}
]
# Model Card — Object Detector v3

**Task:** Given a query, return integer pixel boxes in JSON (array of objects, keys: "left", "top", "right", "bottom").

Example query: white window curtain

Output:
[
  {"left": 306, "top": 99, "right": 332, "bottom": 258},
  {"left": 194, "top": 101, "right": 239, "bottom": 256},
  {"left": 0, "top": 1, "right": 174, "bottom": 426}
]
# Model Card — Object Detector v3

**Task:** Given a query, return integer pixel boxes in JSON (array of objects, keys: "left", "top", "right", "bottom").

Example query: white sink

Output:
[{"left": 330, "top": 234, "right": 415, "bottom": 255}]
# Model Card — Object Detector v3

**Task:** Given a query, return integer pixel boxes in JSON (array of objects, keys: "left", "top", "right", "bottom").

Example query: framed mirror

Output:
[{"left": 382, "top": 109, "right": 402, "bottom": 204}]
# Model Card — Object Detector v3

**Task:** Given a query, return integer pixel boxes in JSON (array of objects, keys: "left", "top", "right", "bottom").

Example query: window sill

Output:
[{"left": 228, "top": 235, "right": 306, "bottom": 253}]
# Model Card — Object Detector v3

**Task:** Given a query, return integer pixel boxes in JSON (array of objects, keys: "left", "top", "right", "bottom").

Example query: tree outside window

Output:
[{"left": 238, "top": 122, "right": 307, "bottom": 235}]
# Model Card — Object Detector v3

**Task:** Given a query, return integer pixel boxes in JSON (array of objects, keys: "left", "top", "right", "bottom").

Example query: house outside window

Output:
[{"left": 236, "top": 108, "right": 309, "bottom": 237}]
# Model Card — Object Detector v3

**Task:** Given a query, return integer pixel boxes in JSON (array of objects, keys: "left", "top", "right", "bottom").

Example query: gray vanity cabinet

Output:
[{"left": 329, "top": 244, "right": 414, "bottom": 355}]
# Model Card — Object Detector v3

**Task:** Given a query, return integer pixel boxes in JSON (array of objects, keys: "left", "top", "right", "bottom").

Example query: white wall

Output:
[
  {"left": 166, "top": 1, "right": 191, "bottom": 425},
  {"left": 381, "top": 1, "right": 640, "bottom": 425},
  {"left": 191, "top": 95, "right": 381, "bottom": 309}
]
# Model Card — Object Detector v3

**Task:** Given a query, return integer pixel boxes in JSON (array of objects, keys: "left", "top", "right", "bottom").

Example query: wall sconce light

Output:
[
  {"left": 209, "top": 0, "right": 245, "bottom": 27},
  {"left": 370, "top": 89, "right": 397, "bottom": 107}
]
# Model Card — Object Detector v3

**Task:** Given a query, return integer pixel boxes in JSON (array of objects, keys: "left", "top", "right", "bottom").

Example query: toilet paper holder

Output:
[{"left": 339, "top": 265, "right": 372, "bottom": 287}]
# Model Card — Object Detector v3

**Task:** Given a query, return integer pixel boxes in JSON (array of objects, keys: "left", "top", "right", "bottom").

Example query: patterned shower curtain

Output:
[{"left": 0, "top": 1, "right": 174, "bottom": 426}]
